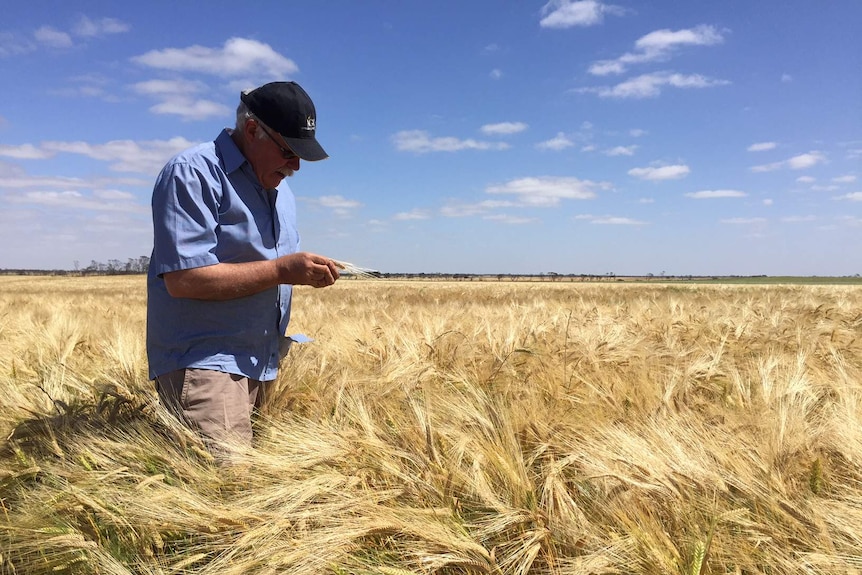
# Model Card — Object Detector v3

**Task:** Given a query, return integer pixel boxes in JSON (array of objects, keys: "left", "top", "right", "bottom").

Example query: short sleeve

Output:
[{"left": 150, "top": 161, "right": 222, "bottom": 277}]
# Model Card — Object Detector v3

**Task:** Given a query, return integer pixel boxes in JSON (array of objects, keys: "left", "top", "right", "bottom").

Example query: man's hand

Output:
[
  {"left": 276, "top": 252, "right": 340, "bottom": 288},
  {"left": 163, "top": 252, "right": 340, "bottom": 300}
]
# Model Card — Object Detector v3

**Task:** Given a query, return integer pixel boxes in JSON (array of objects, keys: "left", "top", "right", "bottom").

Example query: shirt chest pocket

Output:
[{"left": 215, "top": 200, "right": 278, "bottom": 261}]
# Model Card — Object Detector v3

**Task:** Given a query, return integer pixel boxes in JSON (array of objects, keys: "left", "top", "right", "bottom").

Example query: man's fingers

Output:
[
  {"left": 293, "top": 253, "right": 339, "bottom": 286},
  {"left": 314, "top": 258, "right": 339, "bottom": 282}
]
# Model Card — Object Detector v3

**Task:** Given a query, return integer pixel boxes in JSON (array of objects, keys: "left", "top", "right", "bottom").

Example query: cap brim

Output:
[{"left": 283, "top": 136, "right": 329, "bottom": 161}]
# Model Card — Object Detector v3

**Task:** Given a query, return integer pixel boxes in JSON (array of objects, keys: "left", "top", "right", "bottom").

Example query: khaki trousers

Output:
[{"left": 155, "top": 368, "right": 265, "bottom": 458}]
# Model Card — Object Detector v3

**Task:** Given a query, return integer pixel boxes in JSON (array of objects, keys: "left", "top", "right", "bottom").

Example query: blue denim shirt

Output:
[{"left": 146, "top": 129, "right": 298, "bottom": 381}]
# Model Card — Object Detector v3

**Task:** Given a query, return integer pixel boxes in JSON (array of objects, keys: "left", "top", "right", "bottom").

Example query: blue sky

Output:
[{"left": 1, "top": 1, "right": 860, "bottom": 276}]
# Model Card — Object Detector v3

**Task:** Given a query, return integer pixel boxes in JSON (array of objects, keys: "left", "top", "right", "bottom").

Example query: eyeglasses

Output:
[{"left": 257, "top": 122, "right": 298, "bottom": 160}]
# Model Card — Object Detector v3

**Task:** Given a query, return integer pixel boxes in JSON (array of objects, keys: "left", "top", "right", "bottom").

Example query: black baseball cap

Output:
[{"left": 240, "top": 81, "right": 328, "bottom": 161}]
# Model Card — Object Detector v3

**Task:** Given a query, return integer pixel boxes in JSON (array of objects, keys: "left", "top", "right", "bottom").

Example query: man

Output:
[{"left": 146, "top": 81, "right": 339, "bottom": 457}]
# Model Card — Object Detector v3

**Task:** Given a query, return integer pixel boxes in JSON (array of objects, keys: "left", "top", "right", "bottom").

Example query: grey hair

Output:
[
  {"left": 235, "top": 98, "right": 255, "bottom": 131},
  {"left": 235, "top": 97, "right": 268, "bottom": 141}
]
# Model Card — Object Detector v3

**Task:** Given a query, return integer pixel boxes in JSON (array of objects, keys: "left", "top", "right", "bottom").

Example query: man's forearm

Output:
[
  {"left": 164, "top": 260, "right": 281, "bottom": 300},
  {"left": 162, "top": 252, "right": 340, "bottom": 300}
]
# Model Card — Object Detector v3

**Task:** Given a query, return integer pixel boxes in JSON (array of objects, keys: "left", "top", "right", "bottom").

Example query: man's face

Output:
[{"left": 245, "top": 119, "right": 301, "bottom": 189}]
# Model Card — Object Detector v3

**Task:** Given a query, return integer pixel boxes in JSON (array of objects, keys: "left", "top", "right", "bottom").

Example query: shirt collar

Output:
[{"left": 215, "top": 128, "right": 247, "bottom": 174}]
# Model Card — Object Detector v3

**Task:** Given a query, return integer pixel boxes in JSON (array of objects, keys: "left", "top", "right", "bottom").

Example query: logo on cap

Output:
[{"left": 303, "top": 116, "right": 316, "bottom": 132}]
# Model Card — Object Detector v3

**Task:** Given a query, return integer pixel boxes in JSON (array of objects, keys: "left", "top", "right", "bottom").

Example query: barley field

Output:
[{"left": 1, "top": 275, "right": 861, "bottom": 575}]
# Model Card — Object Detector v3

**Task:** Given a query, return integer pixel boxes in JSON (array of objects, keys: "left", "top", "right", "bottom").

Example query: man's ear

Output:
[{"left": 243, "top": 118, "right": 257, "bottom": 140}]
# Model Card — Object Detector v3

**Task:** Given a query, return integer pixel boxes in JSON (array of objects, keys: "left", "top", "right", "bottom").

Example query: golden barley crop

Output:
[{"left": 1, "top": 275, "right": 861, "bottom": 574}]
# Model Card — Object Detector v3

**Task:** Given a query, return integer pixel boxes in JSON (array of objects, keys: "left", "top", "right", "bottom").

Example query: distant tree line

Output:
[
  {"left": 0, "top": 256, "right": 151, "bottom": 276},
  {"left": 72, "top": 256, "right": 151, "bottom": 275}
]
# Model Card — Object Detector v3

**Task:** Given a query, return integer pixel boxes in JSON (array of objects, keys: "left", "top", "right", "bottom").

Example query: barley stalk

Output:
[{"left": 332, "top": 259, "right": 381, "bottom": 279}]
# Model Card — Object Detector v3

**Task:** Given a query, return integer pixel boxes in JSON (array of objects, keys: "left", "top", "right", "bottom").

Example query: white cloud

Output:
[
  {"left": 131, "top": 79, "right": 228, "bottom": 121},
  {"left": 47, "top": 73, "right": 119, "bottom": 100},
  {"left": 604, "top": 145, "right": 637, "bottom": 156},
  {"left": 149, "top": 98, "right": 231, "bottom": 121},
  {"left": 440, "top": 204, "right": 482, "bottom": 218},
  {"left": 2, "top": 17, "right": 129, "bottom": 59},
  {"left": 0, "top": 152, "right": 153, "bottom": 269},
  {"left": 835, "top": 192, "right": 862, "bottom": 201},
  {"left": 579, "top": 72, "right": 730, "bottom": 99},
  {"left": 73, "top": 16, "right": 129, "bottom": 37},
  {"left": 310, "top": 194, "right": 363, "bottom": 218},
  {"left": 480, "top": 122, "right": 528, "bottom": 135},
  {"left": 721, "top": 217, "right": 767, "bottom": 224},
  {"left": 763, "top": 199, "right": 773, "bottom": 206},
  {"left": 482, "top": 214, "right": 539, "bottom": 224},
  {"left": 587, "top": 216, "right": 647, "bottom": 225},
  {"left": 318, "top": 195, "right": 362, "bottom": 210},
  {"left": 131, "top": 37, "right": 298, "bottom": 78},
  {"left": 394, "top": 209, "right": 431, "bottom": 220},
  {"left": 835, "top": 216, "right": 862, "bottom": 228},
  {"left": 132, "top": 79, "right": 206, "bottom": 95},
  {"left": 781, "top": 215, "right": 817, "bottom": 222},
  {"left": 33, "top": 26, "right": 73, "bottom": 48},
  {"left": 636, "top": 25, "right": 723, "bottom": 49},
  {"left": 832, "top": 175, "right": 857, "bottom": 184},
  {"left": 796, "top": 176, "right": 816, "bottom": 184},
  {"left": 628, "top": 164, "right": 690, "bottom": 181},
  {"left": 95, "top": 189, "right": 135, "bottom": 200},
  {"left": 750, "top": 151, "right": 826, "bottom": 172},
  {"left": 536, "top": 132, "right": 574, "bottom": 151},
  {"left": 0, "top": 173, "right": 147, "bottom": 190},
  {"left": 486, "top": 176, "right": 607, "bottom": 206},
  {"left": 747, "top": 142, "right": 776, "bottom": 152},
  {"left": 0, "top": 143, "right": 54, "bottom": 160},
  {"left": 781, "top": 73, "right": 793, "bottom": 83},
  {"left": 787, "top": 152, "right": 826, "bottom": 169},
  {"left": 629, "top": 129, "right": 647, "bottom": 137},
  {"left": 750, "top": 159, "right": 789, "bottom": 173},
  {"left": 0, "top": 157, "right": 12, "bottom": 177},
  {"left": 40, "top": 137, "right": 197, "bottom": 174},
  {"left": 587, "top": 61, "right": 626, "bottom": 76},
  {"left": 7, "top": 189, "right": 147, "bottom": 214},
  {"left": 392, "top": 130, "right": 509, "bottom": 153},
  {"left": 0, "top": 31, "right": 35, "bottom": 57},
  {"left": 588, "top": 25, "right": 724, "bottom": 76},
  {"left": 490, "top": 69, "right": 503, "bottom": 79},
  {"left": 539, "top": 0, "right": 625, "bottom": 29},
  {"left": 441, "top": 200, "right": 518, "bottom": 217},
  {"left": 685, "top": 189, "right": 747, "bottom": 199}
]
